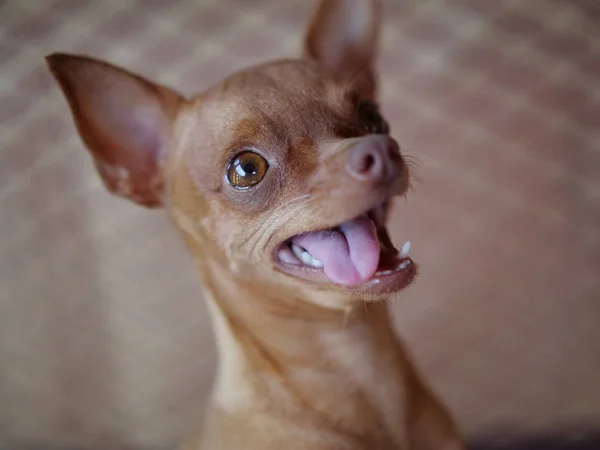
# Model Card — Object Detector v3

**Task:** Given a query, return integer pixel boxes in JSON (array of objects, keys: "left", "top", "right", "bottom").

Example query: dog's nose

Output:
[{"left": 345, "top": 135, "right": 402, "bottom": 184}]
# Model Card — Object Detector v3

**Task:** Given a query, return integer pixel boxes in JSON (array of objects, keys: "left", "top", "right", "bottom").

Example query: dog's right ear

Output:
[{"left": 46, "top": 53, "right": 185, "bottom": 207}]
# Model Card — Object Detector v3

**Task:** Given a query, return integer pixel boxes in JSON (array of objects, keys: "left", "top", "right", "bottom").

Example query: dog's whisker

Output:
[
  {"left": 340, "top": 308, "right": 351, "bottom": 330},
  {"left": 405, "top": 160, "right": 422, "bottom": 193},
  {"left": 284, "top": 193, "right": 312, "bottom": 206}
]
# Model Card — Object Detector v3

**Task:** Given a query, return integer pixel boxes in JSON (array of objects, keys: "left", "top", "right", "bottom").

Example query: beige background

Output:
[{"left": 1, "top": 0, "right": 599, "bottom": 448}]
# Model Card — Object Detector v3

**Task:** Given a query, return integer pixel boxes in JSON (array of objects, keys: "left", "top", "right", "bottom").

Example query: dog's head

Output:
[{"left": 47, "top": 0, "right": 416, "bottom": 308}]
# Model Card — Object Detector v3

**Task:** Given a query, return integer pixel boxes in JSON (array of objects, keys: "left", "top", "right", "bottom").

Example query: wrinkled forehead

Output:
[{"left": 197, "top": 60, "right": 357, "bottom": 148}]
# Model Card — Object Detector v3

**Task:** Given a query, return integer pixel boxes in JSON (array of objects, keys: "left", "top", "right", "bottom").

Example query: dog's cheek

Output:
[{"left": 212, "top": 216, "right": 260, "bottom": 267}]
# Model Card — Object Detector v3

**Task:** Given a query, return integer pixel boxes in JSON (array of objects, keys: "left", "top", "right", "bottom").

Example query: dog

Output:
[{"left": 46, "top": 0, "right": 466, "bottom": 448}]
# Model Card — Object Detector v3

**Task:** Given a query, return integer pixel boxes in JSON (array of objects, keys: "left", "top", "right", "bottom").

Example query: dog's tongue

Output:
[{"left": 291, "top": 215, "right": 380, "bottom": 286}]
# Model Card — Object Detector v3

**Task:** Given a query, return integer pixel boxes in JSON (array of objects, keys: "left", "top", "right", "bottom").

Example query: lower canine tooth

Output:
[
  {"left": 399, "top": 260, "right": 410, "bottom": 270},
  {"left": 400, "top": 241, "right": 411, "bottom": 258}
]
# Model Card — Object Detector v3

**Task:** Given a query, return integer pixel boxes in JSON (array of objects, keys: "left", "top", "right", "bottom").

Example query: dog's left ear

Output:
[
  {"left": 46, "top": 53, "right": 185, "bottom": 207},
  {"left": 303, "top": 0, "right": 381, "bottom": 99}
]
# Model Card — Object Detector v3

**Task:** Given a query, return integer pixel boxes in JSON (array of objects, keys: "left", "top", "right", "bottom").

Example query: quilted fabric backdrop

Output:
[{"left": 0, "top": 0, "right": 599, "bottom": 449}]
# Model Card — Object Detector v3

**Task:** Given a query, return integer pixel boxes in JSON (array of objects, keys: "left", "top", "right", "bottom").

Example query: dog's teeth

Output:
[
  {"left": 278, "top": 246, "right": 300, "bottom": 265},
  {"left": 399, "top": 260, "right": 410, "bottom": 270},
  {"left": 300, "top": 251, "right": 313, "bottom": 265},
  {"left": 307, "top": 257, "right": 324, "bottom": 268},
  {"left": 291, "top": 243, "right": 323, "bottom": 268},
  {"left": 291, "top": 244, "right": 307, "bottom": 260},
  {"left": 302, "top": 251, "right": 324, "bottom": 268},
  {"left": 400, "top": 241, "right": 411, "bottom": 258}
]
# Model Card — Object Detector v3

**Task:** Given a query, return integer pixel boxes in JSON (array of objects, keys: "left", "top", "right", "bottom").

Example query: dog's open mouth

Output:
[{"left": 275, "top": 204, "right": 416, "bottom": 292}]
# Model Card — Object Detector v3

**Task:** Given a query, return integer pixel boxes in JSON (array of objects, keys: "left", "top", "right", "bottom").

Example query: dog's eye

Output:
[
  {"left": 227, "top": 151, "right": 269, "bottom": 189},
  {"left": 358, "top": 99, "right": 389, "bottom": 134}
]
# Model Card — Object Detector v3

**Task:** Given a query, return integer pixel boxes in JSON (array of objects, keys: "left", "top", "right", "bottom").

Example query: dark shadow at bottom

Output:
[
  {"left": 470, "top": 431, "right": 600, "bottom": 450},
  {"left": 4, "top": 430, "right": 600, "bottom": 450}
]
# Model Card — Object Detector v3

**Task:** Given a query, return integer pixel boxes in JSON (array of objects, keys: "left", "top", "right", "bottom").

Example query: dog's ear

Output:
[
  {"left": 303, "top": 0, "right": 381, "bottom": 99},
  {"left": 46, "top": 53, "right": 185, "bottom": 207}
]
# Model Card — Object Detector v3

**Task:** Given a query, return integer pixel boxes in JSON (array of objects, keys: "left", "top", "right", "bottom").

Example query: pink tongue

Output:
[{"left": 291, "top": 215, "right": 380, "bottom": 286}]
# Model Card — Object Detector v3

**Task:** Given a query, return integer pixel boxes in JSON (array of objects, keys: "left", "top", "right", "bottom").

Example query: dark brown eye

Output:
[
  {"left": 227, "top": 151, "right": 268, "bottom": 189},
  {"left": 358, "top": 99, "right": 389, "bottom": 134}
]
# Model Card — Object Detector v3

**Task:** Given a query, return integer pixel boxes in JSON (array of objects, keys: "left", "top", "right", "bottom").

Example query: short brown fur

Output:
[{"left": 46, "top": 1, "right": 466, "bottom": 449}]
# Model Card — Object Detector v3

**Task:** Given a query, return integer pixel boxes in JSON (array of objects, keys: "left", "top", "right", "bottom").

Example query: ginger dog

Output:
[{"left": 46, "top": 0, "right": 466, "bottom": 448}]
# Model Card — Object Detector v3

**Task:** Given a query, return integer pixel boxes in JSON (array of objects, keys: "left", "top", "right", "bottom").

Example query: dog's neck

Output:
[{"left": 195, "top": 252, "right": 415, "bottom": 446}]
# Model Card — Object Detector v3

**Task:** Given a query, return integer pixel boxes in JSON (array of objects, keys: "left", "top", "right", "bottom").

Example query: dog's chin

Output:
[{"left": 272, "top": 202, "right": 417, "bottom": 296}]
